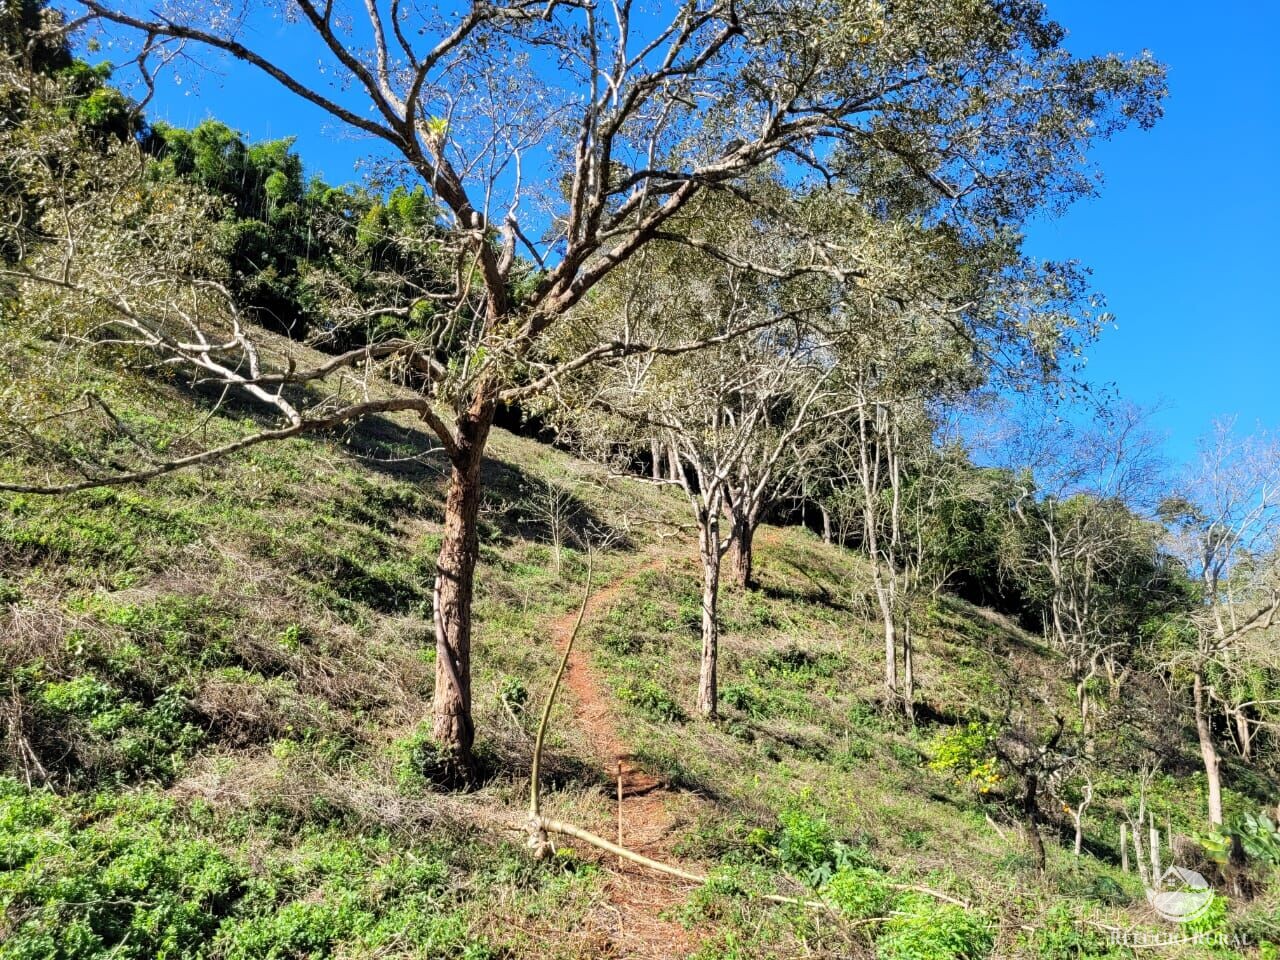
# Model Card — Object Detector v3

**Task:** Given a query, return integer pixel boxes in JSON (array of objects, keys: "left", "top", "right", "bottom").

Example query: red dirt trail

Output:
[{"left": 545, "top": 555, "right": 701, "bottom": 958}]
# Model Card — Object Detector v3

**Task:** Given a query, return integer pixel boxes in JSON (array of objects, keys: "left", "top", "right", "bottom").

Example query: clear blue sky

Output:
[
  {"left": 110, "top": 2, "right": 1279, "bottom": 465},
  {"left": 1018, "top": 3, "right": 1279, "bottom": 462}
]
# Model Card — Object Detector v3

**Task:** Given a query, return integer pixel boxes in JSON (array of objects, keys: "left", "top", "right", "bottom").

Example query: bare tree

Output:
[
  {"left": 557, "top": 231, "right": 845, "bottom": 717},
  {"left": 523, "top": 477, "right": 578, "bottom": 579},
  {"left": 3, "top": 1, "right": 1165, "bottom": 775},
  {"left": 1159, "top": 423, "right": 1280, "bottom": 825}
]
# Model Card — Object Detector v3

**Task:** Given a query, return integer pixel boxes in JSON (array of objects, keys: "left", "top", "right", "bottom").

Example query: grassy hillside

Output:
[{"left": 2, "top": 325, "right": 1277, "bottom": 958}]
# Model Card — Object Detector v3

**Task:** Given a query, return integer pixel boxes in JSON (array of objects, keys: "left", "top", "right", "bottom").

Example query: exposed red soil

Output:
[{"left": 546, "top": 555, "right": 702, "bottom": 958}]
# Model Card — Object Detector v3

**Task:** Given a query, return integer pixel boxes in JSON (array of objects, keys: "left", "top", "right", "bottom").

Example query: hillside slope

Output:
[{"left": 1, "top": 327, "right": 1275, "bottom": 958}]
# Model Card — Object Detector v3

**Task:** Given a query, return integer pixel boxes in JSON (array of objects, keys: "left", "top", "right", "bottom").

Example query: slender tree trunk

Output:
[
  {"left": 730, "top": 511, "right": 756, "bottom": 589},
  {"left": 1023, "top": 771, "right": 1046, "bottom": 872},
  {"left": 821, "top": 505, "right": 832, "bottom": 545},
  {"left": 650, "top": 437, "right": 662, "bottom": 481},
  {"left": 431, "top": 398, "right": 494, "bottom": 782},
  {"left": 873, "top": 569, "right": 898, "bottom": 703},
  {"left": 1193, "top": 670, "right": 1224, "bottom": 826},
  {"left": 697, "top": 520, "right": 722, "bottom": 719},
  {"left": 901, "top": 619, "right": 915, "bottom": 723},
  {"left": 667, "top": 442, "right": 682, "bottom": 483},
  {"left": 1234, "top": 707, "right": 1253, "bottom": 761}
]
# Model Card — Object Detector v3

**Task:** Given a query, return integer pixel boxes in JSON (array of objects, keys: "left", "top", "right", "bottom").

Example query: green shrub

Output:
[
  {"left": 928, "top": 722, "right": 1002, "bottom": 794},
  {"left": 876, "top": 894, "right": 994, "bottom": 960},
  {"left": 760, "top": 646, "right": 839, "bottom": 679},
  {"left": 1026, "top": 905, "right": 1130, "bottom": 960},
  {"left": 777, "top": 805, "right": 835, "bottom": 875},
  {"left": 499, "top": 675, "right": 529, "bottom": 710},
  {"left": 721, "top": 681, "right": 771, "bottom": 719},
  {"left": 27, "top": 672, "right": 203, "bottom": 784},
  {"left": 394, "top": 724, "right": 458, "bottom": 790},
  {"left": 613, "top": 677, "right": 685, "bottom": 722},
  {"left": 821, "top": 866, "right": 891, "bottom": 920}
]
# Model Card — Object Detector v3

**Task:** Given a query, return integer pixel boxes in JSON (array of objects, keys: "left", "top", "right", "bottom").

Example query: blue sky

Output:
[
  {"left": 1017, "top": 3, "right": 1279, "bottom": 462},
  {"left": 112, "top": 2, "right": 1278, "bottom": 465}
]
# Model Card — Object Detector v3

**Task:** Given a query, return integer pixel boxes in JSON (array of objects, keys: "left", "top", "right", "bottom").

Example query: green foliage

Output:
[
  {"left": 499, "top": 675, "right": 529, "bottom": 711},
  {"left": 394, "top": 724, "right": 456, "bottom": 791},
  {"left": 773, "top": 798, "right": 872, "bottom": 889},
  {"left": 612, "top": 675, "right": 685, "bottom": 723},
  {"left": 875, "top": 894, "right": 994, "bottom": 960},
  {"left": 928, "top": 722, "right": 1002, "bottom": 794},
  {"left": 1236, "top": 812, "right": 1280, "bottom": 865},
  {"left": 821, "top": 866, "right": 891, "bottom": 919},
  {"left": 776, "top": 804, "right": 836, "bottom": 875},
  {"left": 1025, "top": 905, "right": 1130, "bottom": 960},
  {"left": 0, "top": 779, "right": 505, "bottom": 960},
  {"left": 0, "top": 781, "right": 244, "bottom": 960},
  {"left": 1181, "top": 891, "right": 1229, "bottom": 937}
]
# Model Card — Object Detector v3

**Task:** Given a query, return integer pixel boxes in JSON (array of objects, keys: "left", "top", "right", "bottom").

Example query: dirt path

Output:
[{"left": 546, "top": 555, "right": 701, "bottom": 958}]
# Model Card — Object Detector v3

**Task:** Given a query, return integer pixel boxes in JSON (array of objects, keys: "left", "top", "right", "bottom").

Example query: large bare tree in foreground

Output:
[{"left": 3, "top": 0, "right": 1164, "bottom": 775}]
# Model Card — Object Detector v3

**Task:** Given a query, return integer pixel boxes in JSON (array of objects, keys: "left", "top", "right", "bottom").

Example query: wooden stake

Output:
[
  {"left": 1121, "top": 823, "right": 1129, "bottom": 872},
  {"left": 617, "top": 760, "right": 624, "bottom": 868}
]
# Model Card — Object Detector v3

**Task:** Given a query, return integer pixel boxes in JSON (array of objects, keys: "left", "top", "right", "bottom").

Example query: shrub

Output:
[
  {"left": 777, "top": 805, "right": 835, "bottom": 875},
  {"left": 821, "top": 866, "right": 891, "bottom": 920},
  {"left": 499, "top": 675, "right": 529, "bottom": 710},
  {"left": 721, "top": 681, "right": 771, "bottom": 719},
  {"left": 613, "top": 677, "right": 685, "bottom": 723},
  {"left": 394, "top": 724, "right": 459, "bottom": 790},
  {"left": 928, "top": 722, "right": 1002, "bottom": 794},
  {"left": 0, "top": 781, "right": 245, "bottom": 960},
  {"left": 1026, "top": 905, "right": 1130, "bottom": 960},
  {"left": 876, "top": 894, "right": 994, "bottom": 960}
]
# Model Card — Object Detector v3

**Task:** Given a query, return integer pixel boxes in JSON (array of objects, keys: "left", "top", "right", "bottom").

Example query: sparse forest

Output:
[{"left": 1, "top": 1, "right": 1278, "bottom": 957}]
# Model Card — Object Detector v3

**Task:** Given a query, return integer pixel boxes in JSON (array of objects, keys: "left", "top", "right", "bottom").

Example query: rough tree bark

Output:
[
  {"left": 431, "top": 395, "right": 495, "bottom": 778},
  {"left": 730, "top": 510, "right": 757, "bottom": 589}
]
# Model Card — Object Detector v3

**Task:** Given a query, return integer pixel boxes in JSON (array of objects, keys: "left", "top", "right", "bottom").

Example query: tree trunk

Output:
[
  {"left": 901, "top": 619, "right": 915, "bottom": 723},
  {"left": 697, "top": 522, "right": 722, "bottom": 719},
  {"left": 650, "top": 437, "right": 662, "bottom": 481},
  {"left": 431, "top": 398, "right": 494, "bottom": 783},
  {"left": 874, "top": 570, "right": 898, "bottom": 704},
  {"left": 1022, "top": 771, "right": 1046, "bottom": 872},
  {"left": 821, "top": 505, "right": 832, "bottom": 545},
  {"left": 667, "top": 443, "right": 682, "bottom": 483},
  {"left": 1235, "top": 707, "right": 1253, "bottom": 761},
  {"left": 1193, "top": 670, "right": 1224, "bottom": 826},
  {"left": 730, "top": 513, "right": 756, "bottom": 589}
]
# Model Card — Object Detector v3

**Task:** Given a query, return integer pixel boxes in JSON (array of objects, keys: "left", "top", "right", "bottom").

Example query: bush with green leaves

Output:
[
  {"left": 1025, "top": 905, "right": 1131, "bottom": 960},
  {"left": 821, "top": 866, "right": 892, "bottom": 920},
  {"left": 928, "top": 721, "right": 1002, "bottom": 794},
  {"left": 875, "top": 894, "right": 994, "bottom": 960},
  {"left": 773, "top": 799, "right": 872, "bottom": 888},
  {"left": 612, "top": 676, "right": 685, "bottom": 723},
  {"left": 0, "top": 780, "right": 244, "bottom": 960}
]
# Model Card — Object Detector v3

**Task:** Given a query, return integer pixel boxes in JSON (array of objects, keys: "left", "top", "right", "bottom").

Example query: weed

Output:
[{"left": 875, "top": 894, "right": 994, "bottom": 960}]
